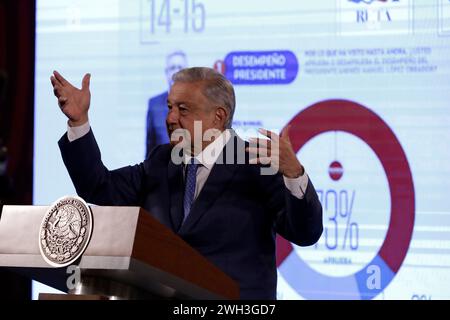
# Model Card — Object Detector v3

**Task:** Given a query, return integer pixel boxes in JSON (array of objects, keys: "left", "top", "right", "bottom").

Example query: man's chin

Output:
[{"left": 169, "top": 139, "right": 188, "bottom": 149}]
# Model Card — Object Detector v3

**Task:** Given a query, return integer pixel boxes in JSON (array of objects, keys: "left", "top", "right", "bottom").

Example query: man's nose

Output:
[{"left": 166, "top": 107, "right": 179, "bottom": 125}]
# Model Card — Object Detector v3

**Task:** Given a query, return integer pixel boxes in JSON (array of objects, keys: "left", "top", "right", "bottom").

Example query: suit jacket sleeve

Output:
[
  {"left": 58, "top": 128, "right": 154, "bottom": 206},
  {"left": 263, "top": 172, "right": 323, "bottom": 246}
]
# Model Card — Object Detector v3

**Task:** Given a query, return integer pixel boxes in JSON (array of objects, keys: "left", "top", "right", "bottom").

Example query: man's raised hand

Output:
[
  {"left": 247, "top": 126, "right": 304, "bottom": 178},
  {"left": 50, "top": 71, "right": 91, "bottom": 127}
]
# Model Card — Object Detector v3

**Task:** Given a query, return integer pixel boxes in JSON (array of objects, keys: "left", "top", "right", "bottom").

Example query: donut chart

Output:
[{"left": 277, "top": 99, "right": 415, "bottom": 299}]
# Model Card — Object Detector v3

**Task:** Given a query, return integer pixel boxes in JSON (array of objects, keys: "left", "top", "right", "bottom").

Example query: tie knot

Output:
[
  {"left": 187, "top": 157, "right": 200, "bottom": 167},
  {"left": 185, "top": 158, "right": 199, "bottom": 178}
]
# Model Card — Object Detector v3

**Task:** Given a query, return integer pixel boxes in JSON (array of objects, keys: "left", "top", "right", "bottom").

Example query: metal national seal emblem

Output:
[{"left": 39, "top": 196, "right": 93, "bottom": 267}]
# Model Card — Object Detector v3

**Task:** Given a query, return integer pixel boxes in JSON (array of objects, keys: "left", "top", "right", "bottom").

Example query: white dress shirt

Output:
[{"left": 67, "top": 122, "right": 309, "bottom": 199}]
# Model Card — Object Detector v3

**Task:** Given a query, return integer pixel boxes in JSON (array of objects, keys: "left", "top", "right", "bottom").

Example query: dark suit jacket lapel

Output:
[
  {"left": 179, "top": 133, "right": 241, "bottom": 233},
  {"left": 167, "top": 158, "right": 184, "bottom": 232}
]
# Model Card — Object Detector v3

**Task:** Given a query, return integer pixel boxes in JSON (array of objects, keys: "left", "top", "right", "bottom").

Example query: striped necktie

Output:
[{"left": 183, "top": 158, "right": 199, "bottom": 223}]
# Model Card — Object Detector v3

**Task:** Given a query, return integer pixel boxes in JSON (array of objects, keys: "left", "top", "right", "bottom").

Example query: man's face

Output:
[
  {"left": 166, "top": 81, "right": 219, "bottom": 153},
  {"left": 165, "top": 54, "right": 187, "bottom": 87}
]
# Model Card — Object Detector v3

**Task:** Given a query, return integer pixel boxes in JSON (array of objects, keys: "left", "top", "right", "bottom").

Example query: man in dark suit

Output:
[
  {"left": 146, "top": 51, "right": 187, "bottom": 158},
  {"left": 50, "top": 67, "right": 323, "bottom": 299}
]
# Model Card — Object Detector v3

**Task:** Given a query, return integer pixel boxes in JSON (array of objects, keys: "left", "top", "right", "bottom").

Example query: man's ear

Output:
[{"left": 215, "top": 106, "right": 228, "bottom": 128}]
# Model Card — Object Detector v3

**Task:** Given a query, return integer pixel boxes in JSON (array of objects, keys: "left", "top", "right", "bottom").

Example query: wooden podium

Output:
[{"left": 0, "top": 205, "right": 239, "bottom": 300}]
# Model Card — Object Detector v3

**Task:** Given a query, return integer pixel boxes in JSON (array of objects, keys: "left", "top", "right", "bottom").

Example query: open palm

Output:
[{"left": 50, "top": 71, "right": 91, "bottom": 126}]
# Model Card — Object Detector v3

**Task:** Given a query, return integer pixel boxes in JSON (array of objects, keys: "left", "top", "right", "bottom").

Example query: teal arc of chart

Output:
[{"left": 276, "top": 99, "right": 415, "bottom": 300}]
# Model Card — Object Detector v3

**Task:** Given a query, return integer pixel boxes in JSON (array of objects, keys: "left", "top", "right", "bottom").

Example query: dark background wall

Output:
[{"left": 0, "top": 0, "right": 36, "bottom": 299}]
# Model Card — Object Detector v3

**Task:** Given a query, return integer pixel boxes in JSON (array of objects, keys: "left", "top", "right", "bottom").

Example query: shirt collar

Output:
[{"left": 183, "top": 129, "right": 231, "bottom": 171}]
